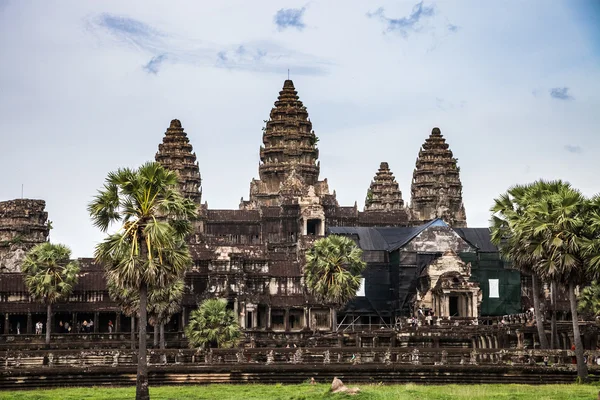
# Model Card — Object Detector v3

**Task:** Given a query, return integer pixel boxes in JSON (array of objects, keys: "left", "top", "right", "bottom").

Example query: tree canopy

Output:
[
  {"left": 185, "top": 299, "right": 241, "bottom": 349},
  {"left": 21, "top": 242, "right": 80, "bottom": 345},
  {"left": 304, "top": 235, "right": 366, "bottom": 307}
]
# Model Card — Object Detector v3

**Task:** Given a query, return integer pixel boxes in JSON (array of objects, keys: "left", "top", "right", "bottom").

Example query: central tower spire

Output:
[
  {"left": 242, "top": 80, "right": 331, "bottom": 209},
  {"left": 258, "top": 79, "right": 320, "bottom": 185}
]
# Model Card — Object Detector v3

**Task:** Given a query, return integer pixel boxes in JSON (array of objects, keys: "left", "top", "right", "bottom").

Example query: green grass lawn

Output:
[{"left": 1, "top": 383, "right": 599, "bottom": 400}]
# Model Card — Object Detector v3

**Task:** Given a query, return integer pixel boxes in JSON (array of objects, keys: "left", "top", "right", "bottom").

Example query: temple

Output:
[{"left": 0, "top": 79, "right": 522, "bottom": 337}]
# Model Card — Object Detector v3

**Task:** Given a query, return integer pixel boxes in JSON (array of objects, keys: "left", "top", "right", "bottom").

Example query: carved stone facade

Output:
[
  {"left": 364, "top": 162, "right": 404, "bottom": 212},
  {"left": 241, "top": 80, "right": 332, "bottom": 210},
  {"left": 0, "top": 200, "right": 49, "bottom": 273},
  {"left": 0, "top": 79, "right": 487, "bottom": 336},
  {"left": 410, "top": 128, "right": 467, "bottom": 227},
  {"left": 155, "top": 119, "right": 202, "bottom": 205},
  {"left": 416, "top": 250, "right": 481, "bottom": 318}
]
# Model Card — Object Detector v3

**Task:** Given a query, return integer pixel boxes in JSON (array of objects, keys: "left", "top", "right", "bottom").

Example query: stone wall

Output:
[{"left": 0, "top": 199, "right": 49, "bottom": 273}]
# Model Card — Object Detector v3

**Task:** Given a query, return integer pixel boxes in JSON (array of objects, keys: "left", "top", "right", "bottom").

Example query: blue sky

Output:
[{"left": 0, "top": 0, "right": 599, "bottom": 257}]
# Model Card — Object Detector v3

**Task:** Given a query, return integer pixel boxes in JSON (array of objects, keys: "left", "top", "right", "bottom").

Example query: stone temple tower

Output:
[
  {"left": 0, "top": 199, "right": 50, "bottom": 272},
  {"left": 364, "top": 162, "right": 405, "bottom": 212},
  {"left": 155, "top": 119, "right": 202, "bottom": 205},
  {"left": 241, "top": 80, "right": 332, "bottom": 209},
  {"left": 409, "top": 127, "right": 467, "bottom": 227},
  {"left": 155, "top": 119, "right": 205, "bottom": 236}
]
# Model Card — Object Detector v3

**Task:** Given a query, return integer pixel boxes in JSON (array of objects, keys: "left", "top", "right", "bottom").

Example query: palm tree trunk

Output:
[
  {"left": 568, "top": 282, "right": 588, "bottom": 382},
  {"left": 551, "top": 280, "right": 558, "bottom": 349},
  {"left": 153, "top": 324, "right": 159, "bottom": 348},
  {"left": 45, "top": 303, "right": 52, "bottom": 347},
  {"left": 131, "top": 316, "right": 136, "bottom": 350},
  {"left": 532, "top": 274, "right": 550, "bottom": 349},
  {"left": 136, "top": 282, "right": 149, "bottom": 400},
  {"left": 159, "top": 322, "right": 166, "bottom": 365}
]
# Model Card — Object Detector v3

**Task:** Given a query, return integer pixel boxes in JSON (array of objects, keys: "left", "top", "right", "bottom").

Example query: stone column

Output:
[
  {"left": 181, "top": 306, "right": 187, "bottom": 330},
  {"left": 267, "top": 306, "right": 272, "bottom": 329},
  {"left": 4, "top": 313, "right": 9, "bottom": 334},
  {"left": 303, "top": 307, "right": 309, "bottom": 330},
  {"left": 72, "top": 312, "right": 77, "bottom": 329},
  {"left": 240, "top": 304, "right": 246, "bottom": 329},
  {"left": 94, "top": 312, "right": 99, "bottom": 333},
  {"left": 115, "top": 312, "right": 120, "bottom": 333},
  {"left": 26, "top": 313, "right": 32, "bottom": 334},
  {"left": 444, "top": 295, "right": 449, "bottom": 318},
  {"left": 253, "top": 309, "right": 258, "bottom": 329},
  {"left": 284, "top": 309, "right": 290, "bottom": 331}
]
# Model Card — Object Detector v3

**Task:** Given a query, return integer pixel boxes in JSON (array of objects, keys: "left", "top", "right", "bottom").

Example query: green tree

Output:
[
  {"left": 185, "top": 299, "right": 241, "bottom": 349},
  {"left": 304, "top": 235, "right": 366, "bottom": 329},
  {"left": 578, "top": 282, "right": 600, "bottom": 318},
  {"left": 491, "top": 183, "right": 552, "bottom": 349},
  {"left": 107, "top": 279, "right": 138, "bottom": 349},
  {"left": 525, "top": 182, "right": 591, "bottom": 381},
  {"left": 493, "top": 180, "right": 597, "bottom": 381},
  {"left": 89, "top": 162, "right": 196, "bottom": 400},
  {"left": 149, "top": 278, "right": 184, "bottom": 350},
  {"left": 21, "top": 242, "right": 80, "bottom": 346}
]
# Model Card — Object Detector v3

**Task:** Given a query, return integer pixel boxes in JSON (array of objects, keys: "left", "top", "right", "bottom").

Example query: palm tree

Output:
[
  {"left": 578, "top": 282, "right": 600, "bottom": 318},
  {"left": 21, "top": 242, "right": 80, "bottom": 346},
  {"left": 583, "top": 194, "right": 600, "bottom": 291},
  {"left": 89, "top": 162, "right": 196, "bottom": 400},
  {"left": 304, "top": 235, "right": 366, "bottom": 330},
  {"left": 491, "top": 183, "right": 551, "bottom": 349},
  {"left": 107, "top": 279, "right": 139, "bottom": 349},
  {"left": 519, "top": 181, "right": 591, "bottom": 381},
  {"left": 149, "top": 278, "right": 184, "bottom": 350},
  {"left": 185, "top": 299, "right": 241, "bottom": 349}
]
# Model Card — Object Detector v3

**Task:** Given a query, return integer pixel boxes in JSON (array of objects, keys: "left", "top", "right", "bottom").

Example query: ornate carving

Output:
[
  {"left": 364, "top": 162, "right": 404, "bottom": 212},
  {"left": 241, "top": 80, "right": 333, "bottom": 209},
  {"left": 409, "top": 128, "right": 467, "bottom": 227},
  {"left": 155, "top": 119, "right": 202, "bottom": 205}
]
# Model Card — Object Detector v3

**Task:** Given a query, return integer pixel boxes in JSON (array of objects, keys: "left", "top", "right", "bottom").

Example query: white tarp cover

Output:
[
  {"left": 356, "top": 278, "right": 366, "bottom": 297},
  {"left": 489, "top": 279, "right": 500, "bottom": 298}
]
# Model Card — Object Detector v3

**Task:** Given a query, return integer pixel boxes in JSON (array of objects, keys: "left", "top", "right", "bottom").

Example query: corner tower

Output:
[
  {"left": 155, "top": 119, "right": 202, "bottom": 205},
  {"left": 409, "top": 127, "right": 467, "bottom": 227},
  {"left": 242, "top": 80, "right": 332, "bottom": 209},
  {"left": 0, "top": 199, "right": 50, "bottom": 272},
  {"left": 364, "top": 162, "right": 404, "bottom": 212}
]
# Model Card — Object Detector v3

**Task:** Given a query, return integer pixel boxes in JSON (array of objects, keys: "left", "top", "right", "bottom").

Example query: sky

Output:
[{"left": 0, "top": 0, "right": 599, "bottom": 258}]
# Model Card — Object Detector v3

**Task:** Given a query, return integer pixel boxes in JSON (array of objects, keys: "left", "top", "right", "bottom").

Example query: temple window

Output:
[
  {"left": 311, "top": 309, "right": 330, "bottom": 329},
  {"left": 449, "top": 295, "right": 460, "bottom": 316},
  {"left": 288, "top": 310, "right": 304, "bottom": 330},
  {"left": 306, "top": 219, "right": 321, "bottom": 235},
  {"left": 271, "top": 310, "right": 285, "bottom": 330}
]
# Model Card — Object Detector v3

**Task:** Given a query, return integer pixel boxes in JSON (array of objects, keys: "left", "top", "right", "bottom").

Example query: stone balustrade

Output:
[{"left": 1, "top": 347, "right": 596, "bottom": 370}]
